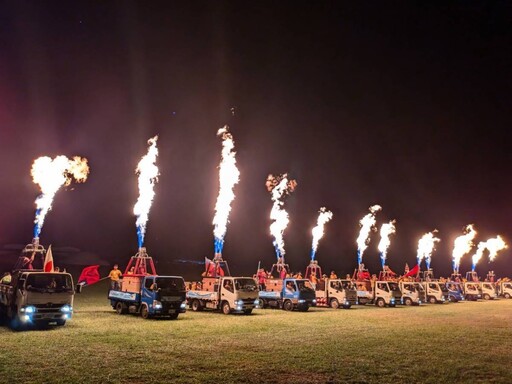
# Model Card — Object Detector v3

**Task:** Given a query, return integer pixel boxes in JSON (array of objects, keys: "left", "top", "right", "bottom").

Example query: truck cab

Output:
[
  {"left": 421, "top": 281, "right": 448, "bottom": 304},
  {"left": 462, "top": 282, "right": 481, "bottom": 301},
  {"left": 110, "top": 275, "right": 187, "bottom": 319},
  {"left": 187, "top": 276, "right": 259, "bottom": 315},
  {"left": 497, "top": 281, "right": 512, "bottom": 298},
  {"left": 445, "top": 282, "right": 464, "bottom": 302},
  {"left": 399, "top": 281, "right": 425, "bottom": 305},
  {"left": 325, "top": 279, "right": 358, "bottom": 309},
  {"left": 480, "top": 282, "right": 497, "bottom": 300},
  {"left": 0, "top": 271, "right": 75, "bottom": 328},
  {"left": 259, "top": 278, "right": 316, "bottom": 311},
  {"left": 373, "top": 281, "right": 401, "bottom": 307}
]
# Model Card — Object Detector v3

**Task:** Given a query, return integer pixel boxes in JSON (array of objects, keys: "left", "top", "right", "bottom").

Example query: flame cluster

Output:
[
  {"left": 311, "top": 207, "right": 333, "bottom": 260},
  {"left": 356, "top": 205, "right": 381, "bottom": 264},
  {"left": 267, "top": 173, "right": 297, "bottom": 260},
  {"left": 32, "top": 155, "right": 89, "bottom": 238},
  {"left": 416, "top": 231, "right": 440, "bottom": 270},
  {"left": 212, "top": 126, "right": 240, "bottom": 253},
  {"left": 452, "top": 224, "right": 477, "bottom": 273},
  {"left": 472, "top": 235, "right": 507, "bottom": 270},
  {"left": 133, "top": 136, "right": 159, "bottom": 248},
  {"left": 378, "top": 220, "right": 396, "bottom": 267}
]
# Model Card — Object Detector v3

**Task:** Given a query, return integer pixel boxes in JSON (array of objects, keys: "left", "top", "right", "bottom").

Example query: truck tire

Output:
[
  {"left": 404, "top": 297, "right": 413, "bottom": 306},
  {"left": 283, "top": 300, "right": 293, "bottom": 311},
  {"left": 115, "top": 302, "right": 127, "bottom": 315},
  {"left": 298, "top": 305, "right": 309, "bottom": 312},
  {"left": 244, "top": 309, "right": 253, "bottom": 315},
  {"left": 505, "top": 293, "right": 511, "bottom": 299},
  {"left": 330, "top": 298, "right": 340, "bottom": 309},
  {"left": 141, "top": 305, "right": 150, "bottom": 319},
  {"left": 375, "top": 298, "right": 385, "bottom": 308},
  {"left": 342, "top": 303, "right": 352, "bottom": 309},
  {"left": 222, "top": 301, "right": 231, "bottom": 315},
  {"left": 428, "top": 296, "right": 437, "bottom": 304},
  {"left": 191, "top": 299, "right": 203, "bottom": 312},
  {"left": 449, "top": 295, "right": 458, "bottom": 303},
  {"left": 483, "top": 294, "right": 491, "bottom": 300}
]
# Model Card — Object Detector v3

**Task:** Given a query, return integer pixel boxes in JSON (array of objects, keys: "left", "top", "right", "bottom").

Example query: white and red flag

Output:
[{"left": 44, "top": 245, "right": 54, "bottom": 272}]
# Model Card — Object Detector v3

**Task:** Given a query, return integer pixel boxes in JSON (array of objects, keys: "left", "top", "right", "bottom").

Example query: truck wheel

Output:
[
  {"left": 330, "top": 298, "right": 340, "bottom": 309},
  {"left": 449, "top": 296, "right": 458, "bottom": 303},
  {"left": 428, "top": 296, "right": 437, "bottom": 304},
  {"left": 375, "top": 298, "right": 385, "bottom": 308},
  {"left": 404, "top": 297, "right": 413, "bottom": 306},
  {"left": 483, "top": 294, "right": 491, "bottom": 300},
  {"left": 222, "top": 301, "right": 231, "bottom": 315},
  {"left": 141, "top": 305, "right": 150, "bottom": 319},
  {"left": 505, "top": 293, "right": 511, "bottom": 299},
  {"left": 244, "top": 309, "right": 253, "bottom": 315},
  {"left": 191, "top": 299, "right": 203, "bottom": 312},
  {"left": 283, "top": 300, "right": 293, "bottom": 311},
  {"left": 261, "top": 299, "right": 269, "bottom": 309},
  {"left": 342, "top": 304, "right": 352, "bottom": 309},
  {"left": 115, "top": 302, "right": 127, "bottom": 315}
]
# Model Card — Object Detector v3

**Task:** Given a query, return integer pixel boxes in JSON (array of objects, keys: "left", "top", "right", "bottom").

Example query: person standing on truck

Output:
[
  {"left": 108, "top": 264, "right": 123, "bottom": 290},
  {"left": 257, "top": 268, "right": 267, "bottom": 290}
]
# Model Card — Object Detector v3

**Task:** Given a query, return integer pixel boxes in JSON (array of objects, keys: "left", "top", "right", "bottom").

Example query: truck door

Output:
[
  {"left": 142, "top": 277, "right": 155, "bottom": 308},
  {"left": 220, "top": 278, "right": 236, "bottom": 304}
]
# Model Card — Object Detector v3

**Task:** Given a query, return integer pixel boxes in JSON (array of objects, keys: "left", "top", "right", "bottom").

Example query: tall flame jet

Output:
[
  {"left": 32, "top": 155, "right": 89, "bottom": 238},
  {"left": 266, "top": 174, "right": 297, "bottom": 261},
  {"left": 378, "top": 220, "right": 396, "bottom": 269},
  {"left": 213, "top": 126, "right": 240, "bottom": 256},
  {"left": 452, "top": 224, "right": 476, "bottom": 274},
  {"left": 356, "top": 205, "right": 381, "bottom": 266},
  {"left": 416, "top": 231, "right": 440, "bottom": 270},
  {"left": 471, "top": 236, "right": 507, "bottom": 271},
  {"left": 310, "top": 207, "right": 333, "bottom": 260},
  {"left": 134, "top": 136, "right": 159, "bottom": 248}
]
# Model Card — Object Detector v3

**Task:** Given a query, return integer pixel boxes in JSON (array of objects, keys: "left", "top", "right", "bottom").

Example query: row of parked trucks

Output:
[{"left": 3, "top": 242, "right": 512, "bottom": 330}]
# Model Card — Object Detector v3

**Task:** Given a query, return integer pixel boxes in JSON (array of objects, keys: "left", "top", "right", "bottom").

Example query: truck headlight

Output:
[
  {"left": 312, "top": 299, "right": 317, "bottom": 304},
  {"left": 298, "top": 299, "right": 306, "bottom": 304},
  {"left": 180, "top": 302, "right": 186, "bottom": 309},
  {"left": 390, "top": 299, "right": 395, "bottom": 304},
  {"left": 153, "top": 300, "right": 162, "bottom": 309},
  {"left": 21, "top": 306, "right": 37, "bottom": 314},
  {"left": 253, "top": 299, "right": 260, "bottom": 306},
  {"left": 235, "top": 300, "right": 244, "bottom": 305},
  {"left": 60, "top": 305, "right": 73, "bottom": 313}
]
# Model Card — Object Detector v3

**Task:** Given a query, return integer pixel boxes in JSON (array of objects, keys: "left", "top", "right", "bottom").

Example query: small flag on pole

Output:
[{"left": 44, "top": 245, "right": 54, "bottom": 272}]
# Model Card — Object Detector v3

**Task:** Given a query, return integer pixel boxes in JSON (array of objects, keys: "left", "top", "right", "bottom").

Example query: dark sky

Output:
[{"left": 0, "top": 1, "right": 511, "bottom": 279}]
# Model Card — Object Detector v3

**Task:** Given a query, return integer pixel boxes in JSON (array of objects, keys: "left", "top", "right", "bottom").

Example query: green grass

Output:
[{"left": 1, "top": 280, "right": 511, "bottom": 383}]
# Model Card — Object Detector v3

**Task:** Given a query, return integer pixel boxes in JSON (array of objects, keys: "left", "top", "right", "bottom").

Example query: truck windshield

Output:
[
  {"left": 155, "top": 277, "right": 185, "bottom": 292},
  {"left": 25, "top": 274, "right": 73, "bottom": 293},
  {"left": 388, "top": 282, "right": 399, "bottom": 291},
  {"left": 446, "top": 283, "right": 461, "bottom": 292},
  {"left": 440, "top": 284, "right": 449, "bottom": 293},
  {"left": 235, "top": 278, "right": 258, "bottom": 291},
  {"left": 296, "top": 280, "right": 314, "bottom": 292}
]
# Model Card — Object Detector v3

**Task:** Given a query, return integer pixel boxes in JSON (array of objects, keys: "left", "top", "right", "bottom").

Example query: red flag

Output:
[
  {"left": 78, "top": 265, "right": 100, "bottom": 285},
  {"left": 44, "top": 245, "right": 54, "bottom": 272},
  {"left": 404, "top": 264, "right": 419, "bottom": 277}
]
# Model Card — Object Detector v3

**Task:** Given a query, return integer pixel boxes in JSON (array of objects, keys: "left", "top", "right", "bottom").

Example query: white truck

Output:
[
  {"left": 420, "top": 281, "right": 449, "bottom": 304},
  {"left": 356, "top": 280, "right": 401, "bottom": 307},
  {"left": 187, "top": 276, "right": 259, "bottom": 315},
  {"left": 399, "top": 281, "right": 425, "bottom": 306},
  {"left": 497, "top": 281, "right": 512, "bottom": 298},
  {"left": 480, "top": 282, "right": 498, "bottom": 300},
  {"left": 314, "top": 278, "right": 357, "bottom": 309},
  {"left": 0, "top": 270, "right": 76, "bottom": 329}
]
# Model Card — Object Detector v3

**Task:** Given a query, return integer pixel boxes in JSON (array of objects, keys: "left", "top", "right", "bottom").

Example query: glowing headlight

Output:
[
  {"left": 153, "top": 300, "right": 162, "bottom": 309},
  {"left": 390, "top": 299, "right": 395, "bottom": 304},
  {"left": 235, "top": 300, "right": 244, "bottom": 305},
  {"left": 180, "top": 302, "right": 186, "bottom": 309},
  {"left": 253, "top": 299, "right": 260, "bottom": 306},
  {"left": 60, "top": 305, "right": 73, "bottom": 313},
  {"left": 298, "top": 299, "right": 306, "bottom": 304},
  {"left": 312, "top": 299, "right": 317, "bottom": 304},
  {"left": 22, "top": 306, "right": 36, "bottom": 314}
]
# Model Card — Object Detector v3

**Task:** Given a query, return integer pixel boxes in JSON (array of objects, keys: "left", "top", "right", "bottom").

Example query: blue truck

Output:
[
  {"left": 259, "top": 277, "right": 316, "bottom": 311},
  {"left": 109, "top": 274, "right": 186, "bottom": 319}
]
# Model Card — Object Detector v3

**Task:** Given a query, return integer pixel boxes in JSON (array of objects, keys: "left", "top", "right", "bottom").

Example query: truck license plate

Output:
[{"left": 168, "top": 309, "right": 176, "bottom": 314}]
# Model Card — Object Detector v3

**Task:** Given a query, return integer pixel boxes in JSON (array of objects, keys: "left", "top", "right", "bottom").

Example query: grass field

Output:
[{"left": 0, "top": 280, "right": 511, "bottom": 384}]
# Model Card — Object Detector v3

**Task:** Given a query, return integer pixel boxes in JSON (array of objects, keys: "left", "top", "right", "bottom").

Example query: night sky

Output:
[{"left": 0, "top": 2, "right": 511, "bottom": 279}]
